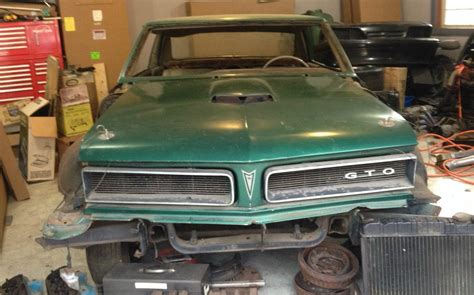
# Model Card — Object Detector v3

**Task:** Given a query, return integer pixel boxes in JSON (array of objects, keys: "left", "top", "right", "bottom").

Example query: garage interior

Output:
[{"left": 0, "top": 0, "right": 473, "bottom": 294}]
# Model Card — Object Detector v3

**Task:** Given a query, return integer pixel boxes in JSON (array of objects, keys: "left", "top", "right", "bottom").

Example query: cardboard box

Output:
[
  {"left": 62, "top": 71, "right": 95, "bottom": 88},
  {"left": 57, "top": 103, "right": 94, "bottom": 137},
  {"left": 58, "top": 84, "right": 94, "bottom": 137},
  {"left": 341, "top": 0, "right": 401, "bottom": 23},
  {"left": 186, "top": 0, "right": 295, "bottom": 59},
  {"left": 61, "top": 72, "right": 98, "bottom": 116},
  {"left": 0, "top": 2, "right": 58, "bottom": 17},
  {"left": 0, "top": 123, "right": 29, "bottom": 200},
  {"left": 19, "top": 98, "right": 57, "bottom": 182},
  {"left": 0, "top": 100, "right": 31, "bottom": 128},
  {"left": 186, "top": 0, "right": 295, "bottom": 15},
  {"left": 59, "top": 0, "right": 130, "bottom": 87},
  {"left": 384, "top": 67, "right": 407, "bottom": 110}
]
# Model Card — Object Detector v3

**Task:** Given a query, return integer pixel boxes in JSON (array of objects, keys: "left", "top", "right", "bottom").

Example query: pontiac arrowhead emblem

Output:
[{"left": 242, "top": 170, "right": 256, "bottom": 199}]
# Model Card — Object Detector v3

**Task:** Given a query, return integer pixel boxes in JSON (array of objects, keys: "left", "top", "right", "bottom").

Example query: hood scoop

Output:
[{"left": 212, "top": 94, "right": 274, "bottom": 104}]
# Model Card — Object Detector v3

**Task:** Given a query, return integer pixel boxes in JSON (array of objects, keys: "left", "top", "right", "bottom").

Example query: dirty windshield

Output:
[{"left": 126, "top": 24, "right": 342, "bottom": 78}]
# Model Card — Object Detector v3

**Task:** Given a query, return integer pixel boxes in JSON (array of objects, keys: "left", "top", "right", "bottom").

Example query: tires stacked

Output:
[{"left": 295, "top": 242, "right": 359, "bottom": 295}]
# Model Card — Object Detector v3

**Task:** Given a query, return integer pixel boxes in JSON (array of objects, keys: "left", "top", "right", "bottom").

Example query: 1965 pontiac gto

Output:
[{"left": 39, "top": 15, "right": 439, "bottom": 285}]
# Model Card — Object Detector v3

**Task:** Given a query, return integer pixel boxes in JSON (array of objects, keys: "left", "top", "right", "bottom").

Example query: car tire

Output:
[
  {"left": 415, "top": 148, "right": 428, "bottom": 185},
  {"left": 86, "top": 242, "right": 131, "bottom": 287}
]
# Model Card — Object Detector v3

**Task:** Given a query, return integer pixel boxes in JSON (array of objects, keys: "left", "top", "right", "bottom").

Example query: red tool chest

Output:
[{"left": 0, "top": 20, "right": 63, "bottom": 104}]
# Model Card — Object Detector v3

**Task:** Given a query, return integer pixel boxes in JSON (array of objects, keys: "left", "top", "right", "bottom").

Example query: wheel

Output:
[
  {"left": 298, "top": 242, "right": 359, "bottom": 289},
  {"left": 57, "top": 139, "right": 84, "bottom": 210},
  {"left": 86, "top": 243, "right": 131, "bottom": 287},
  {"left": 415, "top": 148, "right": 428, "bottom": 185}
]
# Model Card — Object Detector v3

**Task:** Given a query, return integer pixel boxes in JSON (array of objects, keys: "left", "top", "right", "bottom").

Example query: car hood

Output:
[{"left": 80, "top": 74, "right": 417, "bottom": 164}]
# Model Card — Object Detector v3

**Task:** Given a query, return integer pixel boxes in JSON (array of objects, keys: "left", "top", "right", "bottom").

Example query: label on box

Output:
[
  {"left": 60, "top": 84, "right": 90, "bottom": 107},
  {"left": 0, "top": 100, "right": 30, "bottom": 127},
  {"left": 92, "top": 10, "right": 103, "bottom": 22},
  {"left": 92, "top": 29, "right": 107, "bottom": 40},
  {"left": 64, "top": 17, "right": 76, "bottom": 32},
  {"left": 90, "top": 51, "right": 101, "bottom": 60},
  {"left": 135, "top": 282, "right": 167, "bottom": 290},
  {"left": 58, "top": 103, "right": 94, "bottom": 137}
]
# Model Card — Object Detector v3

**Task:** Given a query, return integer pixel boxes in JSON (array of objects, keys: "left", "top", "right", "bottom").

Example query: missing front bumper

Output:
[
  {"left": 166, "top": 217, "right": 329, "bottom": 254},
  {"left": 37, "top": 218, "right": 329, "bottom": 254}
]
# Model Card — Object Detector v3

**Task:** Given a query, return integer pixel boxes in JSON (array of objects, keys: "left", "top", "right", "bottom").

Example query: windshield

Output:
[
  {"left": 171, "top": 32, "right": 295, "bottom": 59},
  {"left": 125, "top": 22, "right": 351, "bottom": 79}
]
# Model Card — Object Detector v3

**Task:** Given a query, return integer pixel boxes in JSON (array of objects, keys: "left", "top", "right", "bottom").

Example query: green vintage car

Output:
[{"left": 40, "top": 14, "right": 438, "bottom": 284}]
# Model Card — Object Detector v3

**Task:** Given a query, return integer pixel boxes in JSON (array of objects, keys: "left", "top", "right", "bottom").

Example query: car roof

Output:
[{"left": 144, "top": 14, "right": 324, "bottom": 29}]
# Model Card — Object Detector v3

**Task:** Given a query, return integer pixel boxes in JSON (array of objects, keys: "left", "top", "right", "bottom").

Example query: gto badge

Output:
[
  {"left": 242, "top": 170, "right": 256, "bottom": 199},
  {"left": 344, "top": 168, "right": 395, "bottom": 179}
]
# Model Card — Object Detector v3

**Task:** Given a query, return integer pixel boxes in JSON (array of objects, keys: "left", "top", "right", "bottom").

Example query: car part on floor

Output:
[
  {"left": 194, "top": 253, "right": 243, "bottom": 282},
  {"left": 360, "top": 212, "right": 474, "bottom": 295},
  {"left": 45, "top": 267, "right": 79, "bottom": 295},
  {"left": 0, "top": 275, "right": 30, "bottom": 295},
  {"left": 418, "top": 130, "right": 474, "bottom": 185},
  {"left": 298, "top": 242, "right": 359, "bottom": 290},
  {"left": 102, "top": 263, "right": 209, "bottom": 295},
  {"left": 445, "top": 155, "right": 474, "bottom": 170},
  {"left": 207, "top": 267, "right": 264, "bottom": 295},
  {"left": 45, "top": 267, "right": 96, "bottom": 295},
  {"left": 294, "top": 272, "right": 356, "bottom": 295}
]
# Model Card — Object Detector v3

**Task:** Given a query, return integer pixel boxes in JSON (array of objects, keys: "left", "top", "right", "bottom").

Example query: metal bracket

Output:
[{"left": 166, "top": 217, "right": 329, "bottom": 254}]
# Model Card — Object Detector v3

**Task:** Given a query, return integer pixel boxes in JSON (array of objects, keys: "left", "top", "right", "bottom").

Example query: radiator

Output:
[{"left": 360, "top": 213, "right": 474, "bottom": 295}]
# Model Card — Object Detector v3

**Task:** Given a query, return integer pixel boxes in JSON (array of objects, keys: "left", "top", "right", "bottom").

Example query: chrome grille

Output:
[
  {"left": 83, "top": 167, "right": 234, "bottom": 206},
  {"left": 265, "top": 154, "right": 416, "bottom": 203}
]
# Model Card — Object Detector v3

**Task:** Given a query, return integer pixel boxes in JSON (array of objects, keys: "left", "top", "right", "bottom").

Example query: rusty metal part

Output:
[
  {"left": 208, "top": 267, "right": 263, "bottom": 295},
  {"left": 209, "top": 280, "right": 265, "bottom": 288},
  {"left": 294, "top": 272, "right": 352, "bottom": 295},
  {"left": 167, "top": 217, "right": 329, "bottom": 254},
  {"left": 298, "top": 242, "right": 359, "bottom": 289}
]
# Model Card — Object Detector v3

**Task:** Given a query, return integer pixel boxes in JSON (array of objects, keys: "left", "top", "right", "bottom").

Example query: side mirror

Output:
[{"left": 439, "top": 40, "right": 461, "bottom": 50}]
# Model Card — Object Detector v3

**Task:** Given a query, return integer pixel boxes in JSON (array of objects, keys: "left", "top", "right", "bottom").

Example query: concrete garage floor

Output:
[{"left": 1, "top": 145, "right": 473, "bottom": 294}]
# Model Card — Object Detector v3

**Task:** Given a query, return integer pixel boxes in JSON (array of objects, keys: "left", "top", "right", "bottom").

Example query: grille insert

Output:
[
  {"left": 83, "top": 167, "right": 234, "bottom": 206},
  {"left": 265, "top": 154, "right": 416, "bottom": 203}
]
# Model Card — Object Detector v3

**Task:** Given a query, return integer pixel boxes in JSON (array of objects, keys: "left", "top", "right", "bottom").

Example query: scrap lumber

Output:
[{"left": 0, "top": 123, "right": 29, "bottom": 201}]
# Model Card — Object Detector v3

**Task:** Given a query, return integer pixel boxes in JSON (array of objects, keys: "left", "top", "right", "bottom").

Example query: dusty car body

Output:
[{"left": 39, "top": 14, "right": 438, "bottom": 283}]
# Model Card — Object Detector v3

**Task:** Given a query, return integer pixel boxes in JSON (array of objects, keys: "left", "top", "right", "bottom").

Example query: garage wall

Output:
[
  {"left": 126, "top": 0, "right": 341, "bottom": 43},
  {"left": 402, "top": 0, "right": 431, "bottom": 23},
  {"left": 295, "top": 0, "right": 340, "bottom": 20},
  {"left": 401, "top": 0, "right": 468, "bottom": 60}
]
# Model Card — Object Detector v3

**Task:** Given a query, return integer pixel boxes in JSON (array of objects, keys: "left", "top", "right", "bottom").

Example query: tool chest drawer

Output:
[{"left": 0, "top": 20, "right": 63, "bottom": 104}]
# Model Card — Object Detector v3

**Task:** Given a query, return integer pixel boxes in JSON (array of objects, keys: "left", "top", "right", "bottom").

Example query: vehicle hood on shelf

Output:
[{"left": 79, "top": 74, "right": 417, "bottom": 164}]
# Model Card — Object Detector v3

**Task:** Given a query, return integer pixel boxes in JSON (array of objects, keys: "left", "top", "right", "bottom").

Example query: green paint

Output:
[
  {"left": 90, "top": 51, "right": 101, "bottom": 60},
  {"left": 84, "top": 193, "right": 411, "bottom": 225},
  {"left": 73, "top": 15, "right": 418, "bottom": 228}
]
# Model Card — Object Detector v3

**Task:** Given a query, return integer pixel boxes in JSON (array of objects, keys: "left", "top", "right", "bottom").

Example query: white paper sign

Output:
[
  {"left": 92, "top": 10, "right": 103, "bottom": 22},
  {"left": 92, "top": 29, "right": 107, "bottom": 40}
]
